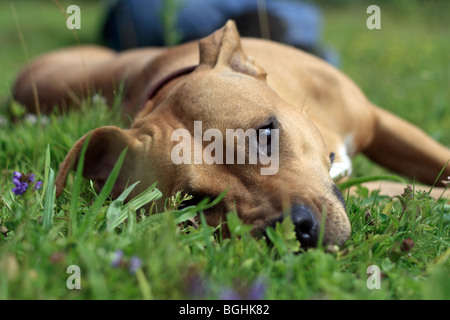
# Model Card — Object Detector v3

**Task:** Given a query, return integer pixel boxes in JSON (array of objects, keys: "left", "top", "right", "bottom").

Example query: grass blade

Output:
[
  {"left": 78, "top": 147, "right": 127, "bottom": 237},
  {"left": 106, "top": 181, "right": 140, "bottom": 232},
  {"left": 337, "top": 174, "right": 406, "bottom": 190},
  {"left": 116, "top": 181, "right": 140, "bottom": 202},
  {"left": 124, "top": 182, "right": 162, "bottom": 212},
  {"left": 108, "top": 182, "right": 162, "bottom": 231},
  {"left": 42, "top": 167, "right": 55, "bottom": 231},
  {"left": 39, "top": 145, "right": 51, "bottom": 207},
  {"left": 89, "top": 148, "right": 127, "bottom": 214}
]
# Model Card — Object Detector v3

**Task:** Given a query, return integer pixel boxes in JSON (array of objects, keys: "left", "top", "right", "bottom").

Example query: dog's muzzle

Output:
[
  {"left": 264, "top": 203, "right": 320, "bottom": 250},
  {"left": 290, "top": 204, "right": 319, "bottom": 249}
]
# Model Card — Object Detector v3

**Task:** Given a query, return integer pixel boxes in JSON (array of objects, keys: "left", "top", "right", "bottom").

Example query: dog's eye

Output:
[
  {"left": 329, "top": 152, "right": 335, "bottom": 165},
  {"left": 257, "top": 125, "right": 273, "bottom": 156},
  {"left": 255, "top": 117, "right": 278, "bottom": 158},
  {"left": 259, "top": 127, "right": 271, "bottom": 144}
]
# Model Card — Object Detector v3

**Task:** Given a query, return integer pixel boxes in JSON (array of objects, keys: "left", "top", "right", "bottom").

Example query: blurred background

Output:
[{"left": 1, "top": 0, "right": 449, "bottom": 176}]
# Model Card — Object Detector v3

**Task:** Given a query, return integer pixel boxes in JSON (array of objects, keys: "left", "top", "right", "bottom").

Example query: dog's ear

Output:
[
  {"left": 55, "top": 126, "right": 146, "bottom": 198},
  {"left": 198, "top": 20, "right": 266, "bottom": 79}
]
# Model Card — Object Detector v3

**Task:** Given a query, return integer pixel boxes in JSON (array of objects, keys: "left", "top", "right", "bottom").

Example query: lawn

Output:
[{"left": 0, "top": 0, "right": 449, "bottom": 300}]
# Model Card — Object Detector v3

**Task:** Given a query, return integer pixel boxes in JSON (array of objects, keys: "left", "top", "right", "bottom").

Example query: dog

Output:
[{"left": 12, "top": 21, "right": 450, "bottom": 248}]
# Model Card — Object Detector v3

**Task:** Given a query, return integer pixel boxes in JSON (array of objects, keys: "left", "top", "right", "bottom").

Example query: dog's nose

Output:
[{"left": 291, "top": 204, "right": 319, "bottom": 248}]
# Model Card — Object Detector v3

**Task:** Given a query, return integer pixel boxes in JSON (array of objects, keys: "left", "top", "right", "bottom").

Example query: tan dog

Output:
[{"left": 13, "top": 21, "right": 450, "bottom": 248}]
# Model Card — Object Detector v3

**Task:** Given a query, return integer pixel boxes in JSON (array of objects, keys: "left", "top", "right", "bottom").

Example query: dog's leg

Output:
[
  {"left": 13, "top": 46, "right": 166, "bottom": 115},
  {"left": 363, "top": 104, "right": 450, "bottom": 187},
  {"left": 13, "top": 46, "right": 117, "bottom": 114},
  {"left": 350, "top": 180, "right": 449, "bottom": 199}
]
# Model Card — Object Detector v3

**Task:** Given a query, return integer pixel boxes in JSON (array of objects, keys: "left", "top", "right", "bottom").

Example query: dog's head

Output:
[{"left": 55, "top": 21, "right": 350, "bottom": 248}]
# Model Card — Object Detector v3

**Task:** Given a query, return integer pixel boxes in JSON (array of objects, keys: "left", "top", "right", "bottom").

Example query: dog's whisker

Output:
[
  {"left": 301, "top": 91, "right": 309, "bottom": 113},
  {"left": 331, "top": 151, "right": 358, "bottom": 160},
  {"left": 304, "top": 104, "right": 317, "bottom": 114}
]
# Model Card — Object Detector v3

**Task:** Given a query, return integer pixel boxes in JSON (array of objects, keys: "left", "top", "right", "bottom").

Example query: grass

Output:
[{"left": 0, "top": 0, "right": 449, "bottom": 300}]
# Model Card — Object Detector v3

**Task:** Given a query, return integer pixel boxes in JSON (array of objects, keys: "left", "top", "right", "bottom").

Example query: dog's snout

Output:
[{"left": 291, "top": 204, "right": 319, "bottom": 249}]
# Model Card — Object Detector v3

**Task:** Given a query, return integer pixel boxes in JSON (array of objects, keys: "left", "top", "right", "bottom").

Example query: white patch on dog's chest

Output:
[{"left": 330, "top": 136, "right": 353, "bottom": 181}]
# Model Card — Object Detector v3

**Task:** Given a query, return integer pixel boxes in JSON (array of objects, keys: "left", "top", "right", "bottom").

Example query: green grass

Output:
[{"left": 0, "top": 1, "right": 449, "bottom": 300}]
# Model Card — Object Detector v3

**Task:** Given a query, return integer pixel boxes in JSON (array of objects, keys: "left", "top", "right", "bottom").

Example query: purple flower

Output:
[
  {"left": 129, "top": 256, "right": 142, "bottom": 274},
  {"left": 34, "top": 181, "right": 43, "bottom": 190},
  {"left": 12, "top": 172, "right": 43, "bottom": 196},
  {"left": 12, "top": 171, "right": 42, "bottom": 196},
  {"left": 12, "top": 172, "right": 26, "bottom": 195},
  {"left": 111, "top": 250, "right": 142, "bottom": 274},
  {"left": 248, "top": 278, "right": 267, "bottom": 300},
  {"left": 12, "top": 182, "right": 28, "bottom": 196},
  {"left": 111, "top": 249, "right": 124, "bottom": 268},
  {"left": 219, "top": 288, "right": 242, "bottom": 300},
  {"left": 218, "top": 277, "right": 267, "bottom": 300},
  {"left": 185, "top": 273, "right": 208, "bottom": 298}
]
